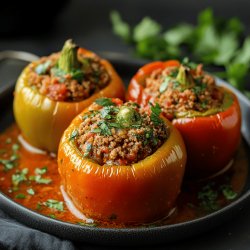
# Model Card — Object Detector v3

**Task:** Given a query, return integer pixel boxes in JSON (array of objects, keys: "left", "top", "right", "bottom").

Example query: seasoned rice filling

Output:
[
  {"left": 72, "top": 98, "right": 169, "bottom": 166},
  {"left": 143, "top": 61, "right": 224, "bottom": 118},
  {"left": 28, "top": 52, "right": 110, "bottom": 102}
]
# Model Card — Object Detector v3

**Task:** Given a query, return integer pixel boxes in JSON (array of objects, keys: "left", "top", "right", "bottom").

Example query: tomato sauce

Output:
[{"left": 0, "top": 124, "right": 248, "bottom": 228}]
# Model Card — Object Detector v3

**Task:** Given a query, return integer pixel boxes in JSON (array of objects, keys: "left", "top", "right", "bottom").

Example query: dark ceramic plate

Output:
[{"left": 0, "top": 55, "right": 250, "bottom": 246}]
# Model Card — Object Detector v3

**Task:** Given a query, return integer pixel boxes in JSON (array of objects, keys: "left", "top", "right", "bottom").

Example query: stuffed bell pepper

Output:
[
  {"left": 58, "top": 98, "right": 186, "bottom": 224},
  {"left": 13, "top": 40, "right": 125, "bottom": 152},
  {"left": 127, "top": 60, "right": 241, "bottom": 178}
]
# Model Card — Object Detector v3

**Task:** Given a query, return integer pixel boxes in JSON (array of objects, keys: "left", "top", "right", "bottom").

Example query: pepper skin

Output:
[
  {"left": 13, "top": 49, "right": 125, "bottom": 153},
  {"left": 127, "top": 61, "right": 241, "bottom": 179},
  {"left": 58, "top": 106, "right": 186, "bottom": 225}
]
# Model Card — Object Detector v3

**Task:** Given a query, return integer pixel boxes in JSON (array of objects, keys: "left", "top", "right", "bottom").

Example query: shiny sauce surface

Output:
[{"left": 0, "top": 124, "right": 248, "bottom": 228}]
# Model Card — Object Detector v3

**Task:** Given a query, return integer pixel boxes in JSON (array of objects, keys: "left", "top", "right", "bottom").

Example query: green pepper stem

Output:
[
  {"left": 58, "top": 39, "right": 80, "bottom": 73},
  {"left": 176, "top": 65, "right": 194, "bottom": 87}
]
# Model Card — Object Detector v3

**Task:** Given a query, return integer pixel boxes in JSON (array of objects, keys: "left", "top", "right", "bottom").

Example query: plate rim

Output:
[{"left": 0, "top": 56, "right": 250, "bottom": 245}]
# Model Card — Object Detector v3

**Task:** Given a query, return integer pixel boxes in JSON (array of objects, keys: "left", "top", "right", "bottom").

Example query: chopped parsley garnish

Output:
[
  {"left": 69, "top": 130, "right": 79, "bottom": 141},
  {"left": 44, "top": 199, "right": 64, "bottom": 212},
  {"left": 27, "top": 188, "right": 35, "bottom": 195},
  {"left": 12, "top": 144, "right": 20, "bottom": 151},
  {"left": 150, "top": 103, "right": 162, "bottom": 125},
  {"left": 35, "top": 166, "right": 48, "bottom": 175},
  {"left": 91, "top": 128, "right": 102, "bottom": 133},
  {"left": 0, "top": 142, "right": 20, "bottom": 172},
  {"left": 29, "top": 175, "right": 52, "bottom": 184},
  {"left": 12, "top": 168, "right": 28, "bottom": 187},
  {"left": 100, "top": 106, "right": 115, "bottom": 119},
  {"left": 221, "top": 185, "right": 237, "bottom": 200},
  {"left": 192, "top": 83, "right": 207, "bottom": 95},
  {"left": 95, "top": 98, "right": 115, "bottom": 107},
  {"left": 35, "top": 60, "right": 51, "bottom": 75},
  {"left": 49, "top": 214, "right": 56, "bottom": 219},
  {"left": 70, "top": 68, "right": 84, "bottom": 82},
  {"left": 83, "top": 143, "right": 92, "bottom": 157},
  {"left": 198, "top": 184, "right": 220, "bottom": 211},
  {"left": 51, "top": 67, "right": 66, "bottom": 82},
  {"left": 15, "top": 193, "right": 26, "bottom": 199},
  {"left": 159, "top": 76, "right": 171, "bottom": 93},
  {"left": 98, "top": 121, "right": 112, "bottom": 136}
]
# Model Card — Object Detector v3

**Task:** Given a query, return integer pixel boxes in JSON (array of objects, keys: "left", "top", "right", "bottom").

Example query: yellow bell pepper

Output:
[{"left": 13, "top": 41, "right": 125, "bottom": 153}]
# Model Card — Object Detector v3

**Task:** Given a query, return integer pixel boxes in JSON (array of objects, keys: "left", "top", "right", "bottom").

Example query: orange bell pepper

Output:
[
  {"left": 13, "top": 44, "right": 125, "bottom": 153},
  {"left": 127, "top": 60, "right": 241, "bottom": 178},
  {"left": 58, "top": 104, "right": 186, "bottom": 224}
]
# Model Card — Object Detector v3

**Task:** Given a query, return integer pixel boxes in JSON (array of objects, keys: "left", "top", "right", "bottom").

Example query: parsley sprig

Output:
[
  {"left": 150, "top": 103, "right": 163, "bottom": 125},
  {"left": 110, "top": 9, "right": 250, "bottom": 99}
]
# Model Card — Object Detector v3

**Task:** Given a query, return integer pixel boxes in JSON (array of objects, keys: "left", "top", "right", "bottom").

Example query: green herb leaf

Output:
[
  {"left": 198, "top": 184, "right": 220, "bottom": 211},
  {"left": 95, "top": 98, "right": 115, "bottom": 107},
  {"left": 12, "top": 143, "right": 20, "bottom": 152},
  {"left": 44, "top": 199, "right": 64, "bottom": 212},
  {"left": 98, "top": 121, "right": 112, "bottom": 136},
  {"left": 35, "top": 166, "right": 48, "bottom": 175},
  {"left": 110, "top": 11, "right": 131, "bottom": 42},
  {"left": 83, "top": 143, "right": 92, "bottom": 157},
  {"left": 12, "top": 168, "right": 28, "bottom": 187},
  {"left": 49, "top": 214, "right": 56, "bottom": 219},
  {"left": 221, "top": 185, "right": 237, "bottom": 200},
  {"left": 226, "top": 63, "right": 248, "bottom": 90},
  {"left": 163, "top": 23, "right": 194, "bottom": 46},
  {"left": 15, "top": 193, "right": 26, "bottom": 199},
  {"left": 133, "top": 17, "right": 162, "bottom": 42},
  {"left": 91, "top": 128, "right": 101, "bottom": 133},
  {"left": 69, "top": 130, "right": 79, "bottom": 141},
  {"left": 150, "top": 103, "right": 162, "bottom": 125},
  {"left": 70, "top": 68, "right": 84, "bottom": 82},
  {"left": 29, "top": 175, "right": 52, "bottom": 184},
  {"left": 35, "top": 60, "right": 51, "bottom": 75},
  {"left": 159, "top": 76, "right": 171, "bottom": 93},
  {"left": 233, "top": 37, "right": 250, "bottom": 65},
  {"left": 51, "top": 67, "right": 66, "bottom": 82},
  {"left": 100, "top": 106, "right": 113, "bottom": 119},
  {"left": 27, "top": 188, "right": 35, "bottom": 195}
]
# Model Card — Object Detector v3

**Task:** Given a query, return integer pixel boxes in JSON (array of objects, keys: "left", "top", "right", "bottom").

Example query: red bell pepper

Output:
[{"left": 127, "top": 60, "right": 241, "bottom": 178}]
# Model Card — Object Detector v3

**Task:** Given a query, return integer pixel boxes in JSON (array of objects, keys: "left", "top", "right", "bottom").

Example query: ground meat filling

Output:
[
  {"left": 143, "top": 63, "right": 224, "bottom": 118},
  {"left": 28, "top": 53, "right": 110, "bottom": 102},
  {"left": 74, "top": 98, "right": 169, "bottom": 166}
]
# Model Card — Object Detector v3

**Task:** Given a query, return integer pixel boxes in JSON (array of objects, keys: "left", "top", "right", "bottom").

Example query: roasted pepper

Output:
[
  {"left": 127, "top": 60, "right": 241, "bottom": 178},
  {"left": 58, "top": 101, "right": 186, "bottom": 224},
  {"left": 13, "top": 40, "right": 125, "bottom": 153}
]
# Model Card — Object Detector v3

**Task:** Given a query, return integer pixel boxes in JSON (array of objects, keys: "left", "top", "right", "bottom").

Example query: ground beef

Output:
[
  {"left": 27, "top": 53, "right": 110, "bottom": 102},
  {"left": 74, "top": 99, "right": 169, "bottom": 166},
  {"left": 143, "top": 63, "right": 224, "bottom": 118}
]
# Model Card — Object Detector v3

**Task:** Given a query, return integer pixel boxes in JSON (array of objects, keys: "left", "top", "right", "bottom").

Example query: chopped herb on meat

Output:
[
  {"left": 95, "top": 97, "right": 115, "bottom": 107},
  {"left": 76, "top": 99, "right": 169, "bottom": 165},
  {"left": 150, "top": 103, "right": 162, "bottom": 125},
  {"left": 44, "top": 199, "right": 64, "bottom": 212}
]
